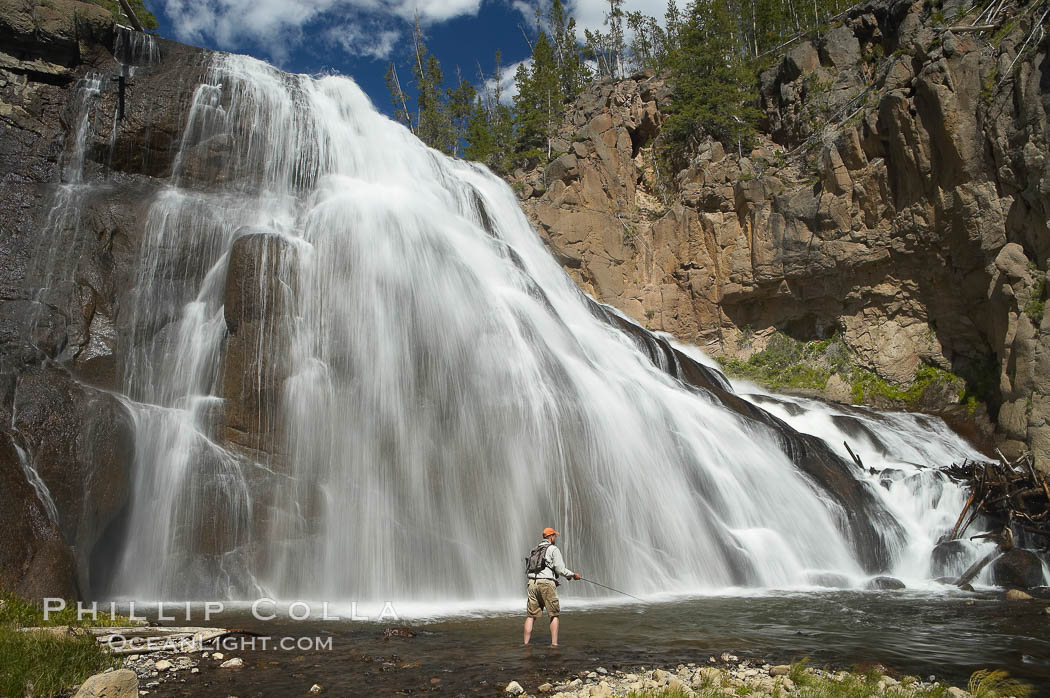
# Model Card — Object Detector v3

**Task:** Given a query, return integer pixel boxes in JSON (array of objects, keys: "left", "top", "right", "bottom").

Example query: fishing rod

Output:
[{"left": 579, "top": 577, "right": 646, "bottom": 603}]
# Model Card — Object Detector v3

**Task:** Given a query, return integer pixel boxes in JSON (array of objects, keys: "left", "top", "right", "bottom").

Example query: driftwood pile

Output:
[
  {"left": 940, "top": 451, "right": 1050, "bottom": 587},
  {"left": 942, "top": 451, "right": 1050, "bottom": 545}
]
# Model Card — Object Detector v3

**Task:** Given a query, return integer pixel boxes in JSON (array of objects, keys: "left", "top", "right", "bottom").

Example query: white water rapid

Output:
[{"left": 48, "top": 50, "right": 1014, "bottom": 605}]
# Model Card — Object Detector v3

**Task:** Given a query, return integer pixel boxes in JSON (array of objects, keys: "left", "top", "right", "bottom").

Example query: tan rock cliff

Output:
[{"left": 514, "top": 0, "right": 1050, "bottom": 472}]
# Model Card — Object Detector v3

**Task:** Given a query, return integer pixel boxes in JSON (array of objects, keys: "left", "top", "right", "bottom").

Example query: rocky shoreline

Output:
[{"left": 506, "top": 654, "right": 1019, "bottom": 698}]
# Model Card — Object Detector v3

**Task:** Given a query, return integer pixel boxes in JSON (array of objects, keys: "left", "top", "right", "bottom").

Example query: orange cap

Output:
[{"left": 542, "top": 527, "right": 560, "bottom": 537}]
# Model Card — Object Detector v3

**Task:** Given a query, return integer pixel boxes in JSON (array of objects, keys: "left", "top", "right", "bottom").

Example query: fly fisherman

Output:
[{"left": 524, "top": 527, "right": 580, "bottom": 646}]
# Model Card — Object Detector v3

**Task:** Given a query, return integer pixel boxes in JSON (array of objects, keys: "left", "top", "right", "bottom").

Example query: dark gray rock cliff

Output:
[{"left": 0, "top": 0, "right": 205, "bottom": 598}]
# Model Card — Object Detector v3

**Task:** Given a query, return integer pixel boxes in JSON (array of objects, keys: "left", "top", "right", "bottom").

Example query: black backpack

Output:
[{"left": 524, "top": 541, "right": 552, "bottom": 576}]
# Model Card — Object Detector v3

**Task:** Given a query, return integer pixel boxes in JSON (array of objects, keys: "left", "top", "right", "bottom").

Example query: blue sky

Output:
[{"left": 146, "top": 0, "right": 668, "bottom": 116}]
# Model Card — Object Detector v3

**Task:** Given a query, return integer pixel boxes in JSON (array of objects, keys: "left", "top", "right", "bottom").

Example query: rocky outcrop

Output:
[
  {"left": 221, "top": 229, "right": 298, "bottom": 458},
  {"left": 515, "top": 0, "right": 1050, "bottom": 472}
]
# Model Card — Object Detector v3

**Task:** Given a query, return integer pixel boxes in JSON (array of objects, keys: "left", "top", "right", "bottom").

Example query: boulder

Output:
[
  {"left": 931, "top": 539, "right": 969, "bottom": 578},
  {"left": 807, "top": 572, "right": 852, "bottom": 588},
  {"left": 545, "top": 153, "right": 579, "bottom": 184},
  {"left": 865, "top": 576, "right": 906, "bottom": 590},
  {"left": 992, "top": 549, "right": 1045, "bottom": 589},
  {"left": 73, "top": 669, "right": 138, "bottom": 698},
  {"left": 819, "top": 24, "right": 862, "bottom": 69}
]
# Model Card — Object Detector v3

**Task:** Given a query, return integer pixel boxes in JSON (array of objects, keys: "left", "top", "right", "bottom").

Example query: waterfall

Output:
[{"left": 77, "top": 52, "right": 1004, "bottom": 603}]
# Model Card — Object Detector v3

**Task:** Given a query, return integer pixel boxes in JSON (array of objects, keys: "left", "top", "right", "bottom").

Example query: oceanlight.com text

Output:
[{"left": 106, "top": 634, "right": 335, "bottom": 653}]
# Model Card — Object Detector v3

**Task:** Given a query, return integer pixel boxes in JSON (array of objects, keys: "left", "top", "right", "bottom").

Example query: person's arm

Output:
[{"left": 549, "top": 545, "right": 578, "bottom": 579}]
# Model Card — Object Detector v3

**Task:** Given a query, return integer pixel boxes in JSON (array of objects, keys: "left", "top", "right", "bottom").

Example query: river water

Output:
[{"left": 137, "top": 592, "right": 1050, "bottom": 696}]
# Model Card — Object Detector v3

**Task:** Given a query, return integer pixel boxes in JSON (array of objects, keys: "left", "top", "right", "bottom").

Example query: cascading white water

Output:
[
  {"left": 734, "top": 385, "right": 992, "bottom": 584},
  {"left": 88, "top": 52, "right": 1011, "bottom": 604}
]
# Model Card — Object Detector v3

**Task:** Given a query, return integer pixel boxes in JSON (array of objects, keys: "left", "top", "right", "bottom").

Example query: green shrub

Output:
[
  {"left": 0, "top": 627, "right": 119, "bottom": 697},
  {"left": 1024, "top": 276, "right": 1045, "bottom": 323},
  {"left": 849, "top": 365, "right": 961, "bottom": 407},
  {"left": 788, "top": 657, "right": 812, "bottom": 685},
  {"left": 719, "top": 332, "right": 849, "bottom": 392},
  {"left": 968, "top": 669, "right": 1032, "bottom": 698},
  {"left": 0, "top": 590, "right": 126, "bottom": 697}
]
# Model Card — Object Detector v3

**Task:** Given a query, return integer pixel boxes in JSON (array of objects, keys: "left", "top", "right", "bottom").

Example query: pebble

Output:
[
  {"left": 526, "top": 657, "right": 978, "bottom": 698},
  {"left": 504, "top": 680, "right": 524, "bottom": 695},
  {"left": 220, "top": 658, "right": 244, "bottom": 669},
  {"left": 154, "top": 660, "right": 172, "bottom": 672},
  {"left": 596, "top": 667, "right": 607, "bottom": 675},
  {"left": 191, "top": 668, "right": 199, "bottom": 675},
  {"left": 1005, "top": 589, "right": 1033, "bottom": 601},
  {"left": 213, "top": 652, "right": 225, "bottom": 660},
  {"left": 308, "top": 684, "right": 323, "bottom": 695}
]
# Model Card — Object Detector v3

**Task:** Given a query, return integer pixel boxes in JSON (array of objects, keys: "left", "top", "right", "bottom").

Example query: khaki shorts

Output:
[{"left": 526, "top": 579, "right": 560, "bottom": 618}]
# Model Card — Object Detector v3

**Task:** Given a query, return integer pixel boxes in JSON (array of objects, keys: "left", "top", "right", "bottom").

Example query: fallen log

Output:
[
  {"left": 843, "top": 441, "right": 864, "bottom": 469},
  {"left": 949, "top": 490, "right": 976, "bottom": 541},
  {"left": 953, "top": 528, "right": 1013, "bottom": 587},
  {"left": 953, "top": 547, "right": 1002, "bottom": 587},
  {"left": 116, "top": 0, "right": 146, "bottom": 32}
]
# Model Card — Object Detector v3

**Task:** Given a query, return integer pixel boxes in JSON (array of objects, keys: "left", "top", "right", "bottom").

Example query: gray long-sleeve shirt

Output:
[{"left": 528, "top": 542, "right": 575, "bottom": 581}]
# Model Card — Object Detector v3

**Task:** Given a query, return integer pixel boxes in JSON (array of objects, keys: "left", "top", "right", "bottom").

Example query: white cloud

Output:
[
  {"left": 325, "top": 24, "right": 402, "bottom": 60},
  {"left": 509, "top": 0, "right": 670, "bottom": 36},
  {"left": 568, "top": 0, "right": 669, "bottom": 35},
  {"left": 160, "top": 0, "right": 483, "bottom": 63}
]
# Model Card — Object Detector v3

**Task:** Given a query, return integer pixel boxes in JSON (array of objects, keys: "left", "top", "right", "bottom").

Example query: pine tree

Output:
[
  {"left": 626, "top": 11, "right": 667, "bottom": 73},
  {"left": 664, "top": 0, "right": 683, "bottom": 56},
  {"left": 446, "top": 69, "right": 477, "bottom": 157},
  {"left": 513, "top": 32, "right": 564, "bottom": 165},
  {"left": 662, "top": 0, "right": 760, "bottom": 157},
  {"left": 548, "top": 0, "right": 586, "bottom": 100},
  {"left": 410, "top": 18, "right": 453, "bottom": 153},
  {"left": 385, "top": 61, "right": 413, "bottom": 132},
  {"left": 604, "top": 0, "right": 626, "bottom": 78},
  {"left": 465, "top": 96, "right": 496, "bottom": 165}
]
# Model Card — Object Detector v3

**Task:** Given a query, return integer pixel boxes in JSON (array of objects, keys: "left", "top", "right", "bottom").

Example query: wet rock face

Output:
[
  {"left": 221, "top": 230, "right": 299, "bottom": 458},
  {"left": 0, "top": 1, "right": 207, "bottom": 598},
  {"left": 515, "top": 0, "right": 1050, "bottom": 473},
  {"left": 8, "top": 366, "right": 135, "bottom": 596},
  {"left": 0, "top": 432, "right": 77, "bottom": 599}
]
